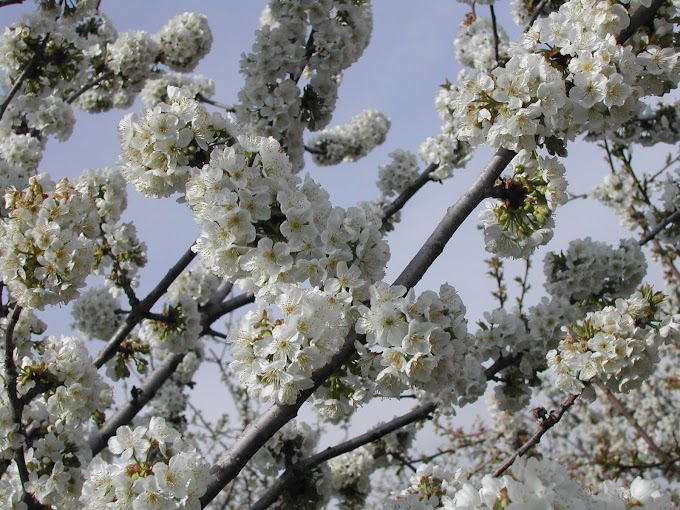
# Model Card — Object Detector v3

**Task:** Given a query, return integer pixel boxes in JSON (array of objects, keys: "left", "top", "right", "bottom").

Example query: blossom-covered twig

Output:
[
  {"left": 93, "top": 246, "right": 196, "bottom": 368},
  {"left": 492, "top": 393, "right": 579, "bottom": 477},
  {"left": 639, "top": 210, "right": 680, "bottom": 246},
  {"left": 65, "top": 70, "right": 115, "bottom": 104}
]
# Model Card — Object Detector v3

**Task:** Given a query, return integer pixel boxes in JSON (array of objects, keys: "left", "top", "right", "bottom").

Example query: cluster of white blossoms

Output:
[
  {"left": 478, "top": 150, "right": 567, "bottom": 258},
  {"left": 0, "top": 5, "right": 215, "bottom": 179},
  {"left": 328, "top": 446, "right": 375, "bottom": 509},
  {"left": 71, "top": 285, "right": 123, "bottom": 340},
  {"left": 590, "top": 169, "right": 644, "bottom": 230},
  {"left": 0, "top": 174, "right": 99, "bottom": 309},
  {"left": 544, "top": 237, "right": 647, "bottom": 305},
  {"left": 229, "top": 283, "right": 350, "bottom": 405},
  {"left": 187, "top": 133, "right": 389, "bottom": 298},
  {"left": 387, "top": 457, "right": 673, "bottom": 509},
  {"left": 155, "top": 12, "right": 213, "bottom": 72},
  {"left": 597, "top": 100, "right": 680, "bottom": 146},
  {"left": 118, "top": 86, "right": 236, "bottom": 198},
  {"left": 418, "top": 133, "right": 472, "bottom": 181},
  {"left": 139, "top": 292, "right": 202, "bottom": 356},
  {"left": 76, "top": 167, "right": 148, "bottom": 298},
  {"left": 306, "top": 109, "right": 390, "bottom": 166},
  {"left": 454, "top": 15, "right": 509, "bottom": 71},
  {"left": 80, "top": 417, "right": 211, "bottom": 510},
  {"left": 166, "top": 257, "right": 224, "bottom": 306},
  {"left": 474, "top": 297, "right": 576, "bottom": 411},
  {"left": 0, "top": 335, "right": 113, "bottom": 506},
  {"left": 356, "top": 282, "right": 486, "bottom": 406},
  {"left": 376, "top": 150, "right": 421, "bottom": 199},
  {"left": 140, "top": 72, "right": 216, "bottom": 109},
  {"left": 237, "top": 0, "right": 372, "bottom": 170},
  {"left": 548, "top": 287, "right": 680, "bottom": 395},
  {"left": 443, "top": 0, "right": 680, "bottom": 153}
]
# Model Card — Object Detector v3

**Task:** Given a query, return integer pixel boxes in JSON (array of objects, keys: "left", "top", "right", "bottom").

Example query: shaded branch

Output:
[
  {"left": 65, "top": 70, "right": 114, "bottom": 104},
  {"left": 250, "top": 402, "right": 437, "bottom": 510},
  {"left": 0, "top": 34, "right": 50, "bottom": 121},
  {"left": 197, "top": 93, "right": 235, "bottom": 113},
  {"left": 639, "top": 210, "right": 680, "bottom": 246}
]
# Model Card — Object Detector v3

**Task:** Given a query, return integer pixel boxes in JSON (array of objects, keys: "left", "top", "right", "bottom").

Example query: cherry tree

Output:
[{"left": 0, "top": 0, "right": 679, "bottom": 509}]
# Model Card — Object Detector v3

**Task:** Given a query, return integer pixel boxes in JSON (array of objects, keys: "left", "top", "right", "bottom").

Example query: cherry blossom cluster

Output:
[
  {"left": 328, "top": 446, "right": 375, "bottom": 509},
  {"left": 155, "top": 12, "right": 213, "bottom": 72},
  {"left": 475, "top": 296, "right": 576, "bottom": 411},
  {"left": 237, "top": 0, "right": 373, "bottom": 170},
  {"left": 186, "top": 134, "right": 389, "bottom": 298},
  {"left": 590, "top": 168, "right": 644, "bottom": 230},
  {"left": 76, "top": 167, "right": 148, "bottom": 298},
  {"left": 443, "top": 0, "right": 680, "bottom": 154},
  {"left": 377, "top": 150, "right": 421, "bottom": 199},
  {"left": 548, "top": 286, "right": 680, "bottom": 395},
  {"left": 0, "top": 174, "right": 99, "bottom": 309},
  {"left": 544, "top": 237, "right": 647, "bottom": 306},
  {"left": 596, "top": 100, "right": 680, "bottom": 146},
  {"left": 478, "top": 150, "right": 567, "bottom": 258},
  {"left": 418, "top": 133, "right": 471, "bottom": 181},
  {"left": 454, "top": 15, "right": 509, "bottom": 71},
  {"left": 118, "top": 86, "right": 236, "bottom": 198},
  {"left": 229, "top": 283, "right": 350, "bottom": 405},
  {"left": 306, "top": 109, "right": 390, "bottom": 166},
  {"left": 0, "top": 6, "right": 215, "bottom": 178},
  {"left": 1, "top": 335, "right": 113, "bottom": 506},
  {"left": 80, "top": 417, "right": 211, "bottom": 509},
  {"left": 509, "top": 0, "right": 563, "bottom": 25},
  {"left": 356, "top": 282, "right": 486, "bottom": 407},
  {"left": 140, "top": 72, "right": 215, "bottom": 109},
  {"left": 71, "top": 285, "right": 123, "bottom": 340}
]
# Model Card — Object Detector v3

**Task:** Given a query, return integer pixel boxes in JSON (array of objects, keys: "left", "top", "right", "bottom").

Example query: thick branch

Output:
[
  {"left": 394, "top": 148, "right": 516, "bottom": 290},
  {"left": 616, "top": 0, "right": 666, "bottom": 44},
  {"left": 93, "top": 246, "right": 196, "bottom": 368},
  {"left": 492, "top": 393, "right": 578, "bottom": 477},
  {"left": 250, "top": 402, "right": 437, "bottom": 510}
]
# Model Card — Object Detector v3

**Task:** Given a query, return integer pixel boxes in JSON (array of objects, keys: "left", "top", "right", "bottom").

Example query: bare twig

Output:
[
  {"left": 65, "top": 70, "right": 114, "bottom": 104},
  {"left": 492, "top": 393, "right": 579, "bottom": 477},
  {"left": 197, "top": 93, "right": 236, "bottom": 113},
  {"left": 489, "top": 5, "right": 501, "bottom": 66},
  {"left": 524, "top": 0, "right": 549, "bottom": 30}
]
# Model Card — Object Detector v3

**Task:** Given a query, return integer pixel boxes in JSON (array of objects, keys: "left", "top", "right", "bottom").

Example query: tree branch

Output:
[
  {"left": 492, "top": 393, "right": 579, "bottom": 477},
  {"left": 380, "top": 163, "right": 438, "bottom": 221},
  {"left": 250, "top": 402, "right": 437, "bottom": 510},
  {"left": 639, "top": 210, "right": 680, "bottom": 246},
  {"left": 65, "top": 70, "right": 114, "bottom": 104}
]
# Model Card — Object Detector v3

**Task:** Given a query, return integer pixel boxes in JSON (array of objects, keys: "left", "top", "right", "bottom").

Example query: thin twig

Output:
[
  {"left": 639, "top": 210, "right": 680, "bottom": 246},
  {"left": 489, "top": 5, "right": 501, "bottom": 66},
  {"left": 524, "top": 0, "right": 549, "bottom": 30},
  {"left": 593, "top": 380, "right": 675, "bottom": 468},
  {"left": 65, "top": 70, "right": 114, "bottom": 104},
  {"left": 196, "top": 93, "right": 236, "bottom": 113},
  {"left": 381, "top": 163, "right": 438, "bottom": 221},
  {"left": 492, "top": 393, "right": 579, "bottom": 477}
]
